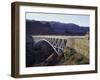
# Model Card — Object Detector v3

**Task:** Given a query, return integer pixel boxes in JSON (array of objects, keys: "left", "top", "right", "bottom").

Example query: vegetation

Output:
[
  {"left": 71, "top": 35, "right": 89, "bottom": 58},
  {"left": 63, "top": 46, "right": 89, "bottom": 65}
]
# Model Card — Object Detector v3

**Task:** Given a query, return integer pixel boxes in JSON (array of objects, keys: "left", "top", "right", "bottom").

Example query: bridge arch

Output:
[{"left": 35, "top": 39, "right": 63, "bottom": 56}]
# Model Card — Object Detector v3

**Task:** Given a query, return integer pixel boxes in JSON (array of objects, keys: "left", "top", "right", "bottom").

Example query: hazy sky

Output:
[{"left": 26, "top": 12, "right": 90, "bottom": 27}]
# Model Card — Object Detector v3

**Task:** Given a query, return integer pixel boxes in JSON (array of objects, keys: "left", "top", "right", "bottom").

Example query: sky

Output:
[{"left": 26, "top": 12, "right": 90, "bottom": 27}]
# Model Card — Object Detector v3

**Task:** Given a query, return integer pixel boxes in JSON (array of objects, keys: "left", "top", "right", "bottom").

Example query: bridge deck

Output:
[{"left": 32, "top": 35, "right": 85, "bottom": 39}]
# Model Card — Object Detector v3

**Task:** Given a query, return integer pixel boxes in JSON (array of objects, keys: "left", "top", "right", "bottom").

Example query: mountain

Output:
[
  {"left": 26, "top": 20, "right": 89, "bottom": 36},
  {"left": 26, "top": 20, "right": 56, "bottom": 35},
  {"left": 49, "top": 21, "right": 89, "bottom": 35}
]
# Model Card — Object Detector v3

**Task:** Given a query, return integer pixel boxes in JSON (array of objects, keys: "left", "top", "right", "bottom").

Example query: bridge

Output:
[{"left": 32, "top": 35, "right": 85, "bottom": 56}]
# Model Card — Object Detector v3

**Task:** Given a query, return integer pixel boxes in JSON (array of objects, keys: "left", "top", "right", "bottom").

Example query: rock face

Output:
[{"left": 26, "top": 39, "right": 59, "bottom": 67}]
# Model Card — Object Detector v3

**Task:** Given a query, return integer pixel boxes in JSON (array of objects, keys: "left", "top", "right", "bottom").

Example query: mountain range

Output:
[{"left": 26, "top": 20, "right": 89, "bottom": 36}]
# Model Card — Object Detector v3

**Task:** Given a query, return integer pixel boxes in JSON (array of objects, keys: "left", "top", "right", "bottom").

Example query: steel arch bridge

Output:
[{"left": 32, "top": 35, "right": 85, "bottom": 56}]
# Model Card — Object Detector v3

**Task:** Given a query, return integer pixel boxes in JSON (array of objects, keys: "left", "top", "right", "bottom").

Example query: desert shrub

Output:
[{"left": 63, "top": 46, "right": 89, "bottom": 65}]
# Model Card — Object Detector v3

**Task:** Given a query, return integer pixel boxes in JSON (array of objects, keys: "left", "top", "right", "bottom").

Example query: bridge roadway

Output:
[{"left": 32, "top": 35, "right": 85, "bottom": 39}]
